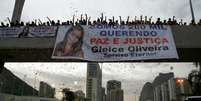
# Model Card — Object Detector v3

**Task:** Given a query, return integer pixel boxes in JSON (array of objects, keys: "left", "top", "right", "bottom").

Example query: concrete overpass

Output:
[
  {"left": 5, "top": 0, "right": 201, "bottom": 62},
  {"left": 0, "top": 26, "right": 201, "bottom": 62}
]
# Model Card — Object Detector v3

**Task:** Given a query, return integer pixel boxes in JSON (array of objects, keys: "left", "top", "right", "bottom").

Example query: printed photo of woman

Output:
[{"left": 53, "top": 25, "right": 84, "bottom": 58}]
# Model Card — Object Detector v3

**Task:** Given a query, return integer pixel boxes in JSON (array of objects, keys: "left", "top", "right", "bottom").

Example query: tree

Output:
[
  {"left": 62, "top": 88, "right": 75, "bottom": 101},
  {"left": 188, "top": 62, "right": 201, "bottom": 95}
]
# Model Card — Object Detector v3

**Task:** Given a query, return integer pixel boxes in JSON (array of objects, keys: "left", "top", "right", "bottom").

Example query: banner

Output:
[
  {"left": 27, "top": 26, "right": 57, "bottom": 37},
  {"left": 0, "top": 27, "right": 25, "bottom": 38},
  {"left": 52, "top": 25, "right": 178, "bottom": 61}
]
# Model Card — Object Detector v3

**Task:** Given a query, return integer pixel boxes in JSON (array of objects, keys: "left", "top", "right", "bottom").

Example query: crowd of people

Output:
[{"left": 1, "top": 15, "right": 201, "bottom": 27}]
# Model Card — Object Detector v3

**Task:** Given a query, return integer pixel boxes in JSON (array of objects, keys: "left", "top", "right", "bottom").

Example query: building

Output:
[
  {"left": 153, "top": 73, "right": 175, "bottom": 101},
  {"left": 107, "top": 89, "right": 124, "bottom": 101},
  {"left": 101, "top": 87, "right": 106, "bottom": 101},
  {"left": 39, "top": 81, "right": 55, "bottom": 98},
  {"left": 86, "top": 62, "right": 102, "bottom": 101},
  {"left": 140, "top": 72, "right": 192, "bottom": 101},
  {"left": 139, "top": 82, "right": 154, "bottom": 101},
  {"left": 106, "top": 80, "right": 124, "bottom": 101},
  {"left": 0, "top": 67, "right": 38, "bottom": 96},
  {"left": 107, "top": 80, "right": 121, "bottom": 94}
]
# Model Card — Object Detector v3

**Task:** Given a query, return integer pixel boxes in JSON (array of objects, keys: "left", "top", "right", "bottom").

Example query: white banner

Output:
[
  {"left": 0, "top": 27, "right": 25, "bottom": 38},
  {"left": 52, "top": 25, "right": 178, "bottom": 61},
  {"left": 28, "top": 26, "right": 57, "bottom": 37}
]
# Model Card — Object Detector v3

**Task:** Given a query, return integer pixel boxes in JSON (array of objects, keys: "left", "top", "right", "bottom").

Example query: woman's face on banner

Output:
[{"left": 67, "top": 28, "right": 82, "bottom": 45}]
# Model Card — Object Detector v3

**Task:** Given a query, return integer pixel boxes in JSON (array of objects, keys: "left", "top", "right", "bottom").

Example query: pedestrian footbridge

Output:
[{"left": 0, "top": 26, "right": 201, "bottom": 62}]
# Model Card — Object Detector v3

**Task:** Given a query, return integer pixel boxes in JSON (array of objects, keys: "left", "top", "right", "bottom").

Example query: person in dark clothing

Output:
[
  {"left": 20, "top": 22, "right": 24, "bottom": 26},
  {"left": 15, "top": 20, "right": 20, "bottom": 26},
  {"left": 56, "top": 20, "right": 60, "bottom": 26},
  {"left": 108, "top": 19, "right": 113, "bottom": 25},
  {"left": 190, "top": 19, "right": 196, "bottom": 25},
  {"left": 10, "top": 22, "right": 15, "bottom": 27},
  {"left": 156, "top": 18, "right": 162, "bottom": 25},
  {"left": 51, "top": 20, "right": 56, "bottom": 26},
  {"left": 47, "top": 21, "right": 50, "bottom": 26},
  {"left": 167, "top": 18, "right": 173, "bottom": 25},
  {"left": 67, "top": 21, "right": 70, "bottom": 25},
  {"left": 0, "top": 22, "right": 6, "bottom": 27},
  {"left": 163, "top": 20, "right": 167, "bottom": 25}
]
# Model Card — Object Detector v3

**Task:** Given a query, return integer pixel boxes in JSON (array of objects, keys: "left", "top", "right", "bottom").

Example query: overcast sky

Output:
[
  {"left": 0, "top": 0, "right": 201, "bottom": 23},
  {"left": 5, "top": 62, "right": 198, "bottom": 101}
]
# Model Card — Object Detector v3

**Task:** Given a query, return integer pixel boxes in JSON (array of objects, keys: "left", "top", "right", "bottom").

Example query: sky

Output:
[
  {"left": 4, "top": 62, "right": 198, "bottom": 101},
  {"left": 0, "top": 0, "right": 201, "bottom": 23}
]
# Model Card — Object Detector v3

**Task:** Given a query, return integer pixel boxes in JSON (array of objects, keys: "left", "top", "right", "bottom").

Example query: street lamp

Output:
[
  {"left": 176, "top": 78, "right": 185, "bottom": 93},
  {"left": 176, "top": 78, "right": 185, "bottom": 100},
  {"left": 176, "top": 79, "right": 184, "bottom": 84}
]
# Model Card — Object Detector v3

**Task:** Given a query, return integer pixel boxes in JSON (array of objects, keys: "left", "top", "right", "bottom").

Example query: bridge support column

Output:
[{"left": 11, "top": 0, "right": 25, "bottom": 22}]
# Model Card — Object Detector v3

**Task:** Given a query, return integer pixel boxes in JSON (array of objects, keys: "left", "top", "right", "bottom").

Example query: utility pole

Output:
[{"left": 189, "top": 0, "right": 195, "bottom": 22}]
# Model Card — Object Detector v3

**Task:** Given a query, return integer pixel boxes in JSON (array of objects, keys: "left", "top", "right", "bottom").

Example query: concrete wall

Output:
[
  {"left": 0, "top": 93, "right": 59, "bottom": 101},
  {"left": 0, "top": 26, "right": 201, "bottom": 49},
  {"left": 171, "top": 26, "right": 201, "bottom": 48}
]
